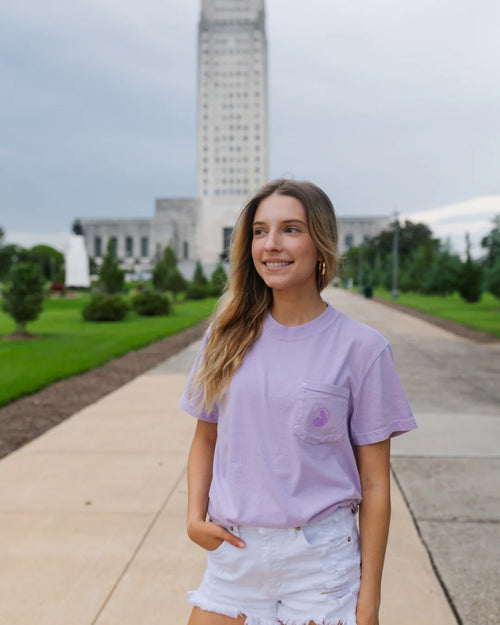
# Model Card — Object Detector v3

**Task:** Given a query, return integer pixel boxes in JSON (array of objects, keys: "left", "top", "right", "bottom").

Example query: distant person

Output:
[{"left": 180, "top": 179, "right": 417, "bottom": 625}]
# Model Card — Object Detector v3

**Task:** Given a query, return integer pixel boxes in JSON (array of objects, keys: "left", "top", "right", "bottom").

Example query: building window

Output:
[
  {"left": 141, "top": 236, "right": 149, "bottom": 258},
  {"left": 94, "top": 236, "right": 102, "bottom": 257},
  {"left": 345, "top": 234, "right": 354, "bottom": 249},
  {"left": 183, "top": 241, "right": 189, "bottom": 259},
  {"left": 109, "top": 236, "right": 118, "bottom": 256},
  {"left": 223, "top": 227, "right": 233, "bottom": 257},
  {"left": 125, "top": 236, "right": 134, "bottom": 258},
  {"left": 363, "top": 235, "right": 371, "bottom": 246}
]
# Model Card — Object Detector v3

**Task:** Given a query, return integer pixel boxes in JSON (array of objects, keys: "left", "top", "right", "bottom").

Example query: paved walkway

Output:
[{"left": 0, "top": 287, "right": 498, "bottom": 625}]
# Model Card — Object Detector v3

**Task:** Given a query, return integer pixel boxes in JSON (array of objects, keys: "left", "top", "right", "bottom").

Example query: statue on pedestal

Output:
[{"left": 65, "top": 220, "right": 90, "bottom": 288}]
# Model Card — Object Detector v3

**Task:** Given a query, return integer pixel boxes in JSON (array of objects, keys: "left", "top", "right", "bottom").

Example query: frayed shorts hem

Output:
[
  {"left": 188, "top": 591, "right": 358, "bottom": 625},
  {"left": 188, "top": 591, "right": 277, "bottom": 625}
]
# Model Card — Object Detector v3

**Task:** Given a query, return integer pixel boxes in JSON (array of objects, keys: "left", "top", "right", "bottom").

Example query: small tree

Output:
[
  {"left": 457, "top": 234, "right": 482, "bottom": 303},
  {"left": 163, "top": 245, "right": 177, "bottom": 271},
  {"left": 165, "top": 267, "right": 187, "bottom": 301},
  {"left": 152, "top": 260, "right": 169, "bottom": 292},
  {"left": 152, "top": 244, "right": 179, "bottom": 293},
  {"left": 2, "top": 262, "right": 45, "bottom": 334},
  {"left": 100, "top": 240, "right": 124, "bottom": 294},
  {"left": 210, "top": 263, "right": 228, "bottom": 296},
  {"left": 193, "top": 261, "right": 208, "bottom": 286}
]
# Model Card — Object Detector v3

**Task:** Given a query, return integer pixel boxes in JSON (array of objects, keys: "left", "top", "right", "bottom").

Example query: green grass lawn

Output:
[
  {"left": 374, "top": 288, "right": 500, "bottom": 339},
  {"left": 0, "top": 295, "right": 217, "bottom": 406}
]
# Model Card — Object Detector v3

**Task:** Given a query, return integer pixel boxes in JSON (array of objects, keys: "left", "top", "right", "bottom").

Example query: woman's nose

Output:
[{"left": 264, "top": 229, "right": 281, "bottom": 251}]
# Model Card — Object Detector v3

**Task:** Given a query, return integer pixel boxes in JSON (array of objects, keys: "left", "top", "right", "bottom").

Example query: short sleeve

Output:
[
  {"left": 179, "top": 328, "right": 219, "bottom": 423},
  {"left": 349, "top": 344, "right": 416, "bottom": 446}
]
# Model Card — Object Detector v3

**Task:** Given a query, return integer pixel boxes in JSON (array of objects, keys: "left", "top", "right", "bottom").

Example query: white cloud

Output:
[
  {"left": 407, "top": 196, "right": 500, "bottom": 225},
  {"left": 406, "top": 196, "right": 499, "bottom": 258}
]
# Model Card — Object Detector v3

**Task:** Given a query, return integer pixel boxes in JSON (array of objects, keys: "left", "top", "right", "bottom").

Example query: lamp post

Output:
[
  {"left": 391, "top": 212, "right": 399, "bottom": 299},
  {"left": 357, "top": 246, "right": 363, "bottom": 293}
]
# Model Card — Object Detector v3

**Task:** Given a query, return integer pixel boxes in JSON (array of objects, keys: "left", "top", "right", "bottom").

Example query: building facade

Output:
[{"left": 79, "top": 0, "right": 390, "bottom": 278}]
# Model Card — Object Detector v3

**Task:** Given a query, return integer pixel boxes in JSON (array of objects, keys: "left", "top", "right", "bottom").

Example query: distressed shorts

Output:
[{"left": 188, "top": 506, "right": 361, "bottom": 625}]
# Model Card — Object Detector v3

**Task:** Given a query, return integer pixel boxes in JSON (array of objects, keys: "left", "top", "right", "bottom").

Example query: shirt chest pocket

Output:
[{"left": 292, "top": 382, "right": 350, "bottom": 444}]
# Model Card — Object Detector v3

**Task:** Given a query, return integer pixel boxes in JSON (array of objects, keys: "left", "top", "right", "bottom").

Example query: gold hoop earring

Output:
[{"left": 319, "top": 260, "right": 326, "bottom": 276}]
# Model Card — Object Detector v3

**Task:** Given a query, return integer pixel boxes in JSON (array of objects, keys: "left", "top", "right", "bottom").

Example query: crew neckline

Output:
[{"left": 264, "top": 302, "right": 338, "bottom": 341}]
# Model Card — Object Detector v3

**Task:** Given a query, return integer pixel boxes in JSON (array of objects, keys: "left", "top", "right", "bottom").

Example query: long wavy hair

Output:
[{"left": 192, "top": 179, "right": 341, "bottom": 412}]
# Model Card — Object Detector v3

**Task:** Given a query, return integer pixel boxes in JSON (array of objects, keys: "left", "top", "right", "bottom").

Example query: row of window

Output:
[
  {"left": 94, "top": 236, "right": 192, "bottom": 261},
  {"left": 202, "top": 47, "right": 262, "bottom": 55},
  {"left": 213, "top": 188, "right": 248, "bottom": 196},
  {"left": 94, "top": 236, "right": 149, "bottom": 259},
  {"left": 204, "top": 154, "right": 261, "bottom": 162}
]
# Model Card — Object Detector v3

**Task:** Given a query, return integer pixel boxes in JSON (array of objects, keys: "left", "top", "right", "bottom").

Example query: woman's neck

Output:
[{"left": 270, "top": 290, "right": 327, "bottom": 327}]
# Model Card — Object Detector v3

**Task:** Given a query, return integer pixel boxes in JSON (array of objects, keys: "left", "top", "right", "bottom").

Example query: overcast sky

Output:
[{"left": 1, "top": 0, "right": 499, "bottom": 256}]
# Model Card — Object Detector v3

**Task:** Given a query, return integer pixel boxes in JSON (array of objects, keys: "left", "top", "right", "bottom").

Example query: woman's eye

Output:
[
  {"left": 285, "top": 226, "right": 300, "bottom": 233},
  {"left": 253, "top": 228, "right": 265, "bottom": 236}
]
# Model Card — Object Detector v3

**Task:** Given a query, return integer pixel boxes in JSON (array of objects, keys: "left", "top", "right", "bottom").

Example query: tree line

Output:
[
  {"left": 338, "top": 216, "right": 500, "bottom": 302},
  {"left": 0, "top": 228, "right": 227, "bottom": 334}
]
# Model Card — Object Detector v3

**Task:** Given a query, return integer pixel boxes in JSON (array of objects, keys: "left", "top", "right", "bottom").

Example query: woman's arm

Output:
[
  {"left": 186, "top": 419, "right": 245, "bottom": 550},
  {"left": 355, "top": 437, "right": 391, "bottom": 625}
]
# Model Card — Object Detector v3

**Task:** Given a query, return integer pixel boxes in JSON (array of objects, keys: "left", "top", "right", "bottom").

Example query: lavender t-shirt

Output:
[{"left": 180, "top": 303, "right": 416, "bottom": 528}]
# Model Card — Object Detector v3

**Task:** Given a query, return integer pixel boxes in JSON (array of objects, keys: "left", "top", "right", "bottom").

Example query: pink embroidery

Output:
[{"left": 313, "top": 408, "right": 330, "bottom": 427}]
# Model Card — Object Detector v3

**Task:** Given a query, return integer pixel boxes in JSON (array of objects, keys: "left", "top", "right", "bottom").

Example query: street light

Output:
[{"left": 391, "top": 212, "right": 399, "bottom": 299}]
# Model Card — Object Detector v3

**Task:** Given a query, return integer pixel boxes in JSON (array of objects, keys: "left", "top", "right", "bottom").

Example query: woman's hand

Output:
[{"left": 187, "top": 518, "right": 245, "bottom": 551}]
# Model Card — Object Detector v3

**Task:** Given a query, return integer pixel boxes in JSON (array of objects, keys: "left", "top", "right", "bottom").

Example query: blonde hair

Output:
[{"left": 192, "top": 179, "right": 340, "bottom": 412}]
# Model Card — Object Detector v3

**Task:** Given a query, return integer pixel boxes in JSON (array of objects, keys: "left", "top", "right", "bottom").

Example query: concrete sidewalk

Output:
[{"left": 2, "top": 286, "right": 497, "bottom": 624}]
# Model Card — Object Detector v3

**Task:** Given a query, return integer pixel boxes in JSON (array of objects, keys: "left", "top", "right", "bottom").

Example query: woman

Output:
[{"left": 180, "top": 179, "right": 417, "bottom": 625}]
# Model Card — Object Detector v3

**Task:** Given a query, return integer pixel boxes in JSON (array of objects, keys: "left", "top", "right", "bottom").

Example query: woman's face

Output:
[{"left": 251, "top": 193, "right": 319, "bottom": 295}]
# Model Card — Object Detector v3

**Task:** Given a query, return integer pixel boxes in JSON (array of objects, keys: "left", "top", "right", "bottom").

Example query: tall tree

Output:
[
  {"left": 481, "top": 215, "right": 500, "bottom": 269},
  {"left": 457, "top": 234, "right": 482, "bottom": 303},
  {"left": 29, "top": 245, "right": 65, "bottom": 282}
]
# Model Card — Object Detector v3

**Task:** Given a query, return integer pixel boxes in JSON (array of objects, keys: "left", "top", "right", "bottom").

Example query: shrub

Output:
[
  {"left": 82, "top": 294, "right": 129, "bottom": 322},
  {"left": 131, "top": 291, "right": 170, "bottom": 316},
  {"left": 185, "top": 283, "right": 209, "bottom": 300},
  {"left": 2, "top": 262, "right": 45, "bottom": 333}
]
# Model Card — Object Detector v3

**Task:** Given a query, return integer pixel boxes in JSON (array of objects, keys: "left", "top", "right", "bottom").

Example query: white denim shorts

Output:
[{"left": 188, "top": 506, "right": 361, "bottom": 625}]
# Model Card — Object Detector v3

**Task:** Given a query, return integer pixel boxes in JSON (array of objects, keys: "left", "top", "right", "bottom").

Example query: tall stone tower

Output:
[{"left": 197, "top": 0, "right": 268, "bottom": 264}]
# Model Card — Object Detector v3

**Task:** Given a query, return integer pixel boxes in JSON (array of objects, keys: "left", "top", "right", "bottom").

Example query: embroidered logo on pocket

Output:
[{"left": 312, "top": 408, "right": 330, "bottom": 427}]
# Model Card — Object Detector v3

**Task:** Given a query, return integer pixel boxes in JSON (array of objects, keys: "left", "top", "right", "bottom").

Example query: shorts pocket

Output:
[
  {"left": 300, "top": 515, "right": 359, "bottom": 600},
  {"left": 206, "top": 520, "right": 238, "bottom": 556},
  {"left": 206, "top": 539, "right": 229, "bottom": 555},
  {"left": 292, "top": 382, "right": 349, "bottom": 444}
]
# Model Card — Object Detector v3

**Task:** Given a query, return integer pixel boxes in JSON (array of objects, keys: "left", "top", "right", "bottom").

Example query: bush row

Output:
[{"left": 82, "top": 291, "right": 170, "bottom": 322}]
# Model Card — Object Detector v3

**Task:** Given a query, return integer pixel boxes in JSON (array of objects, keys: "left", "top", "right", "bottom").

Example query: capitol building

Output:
[{"left": 79, "top": 0, "right": 390, "bottom": 277}]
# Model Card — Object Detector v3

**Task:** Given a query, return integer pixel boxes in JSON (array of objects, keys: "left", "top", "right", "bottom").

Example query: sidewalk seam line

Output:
[
  {"left": 390, "top": 464, "right": 463, "bottom": 625},
  {"left": 90, "top": 465, "right": 187, "bottom": 625}
]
